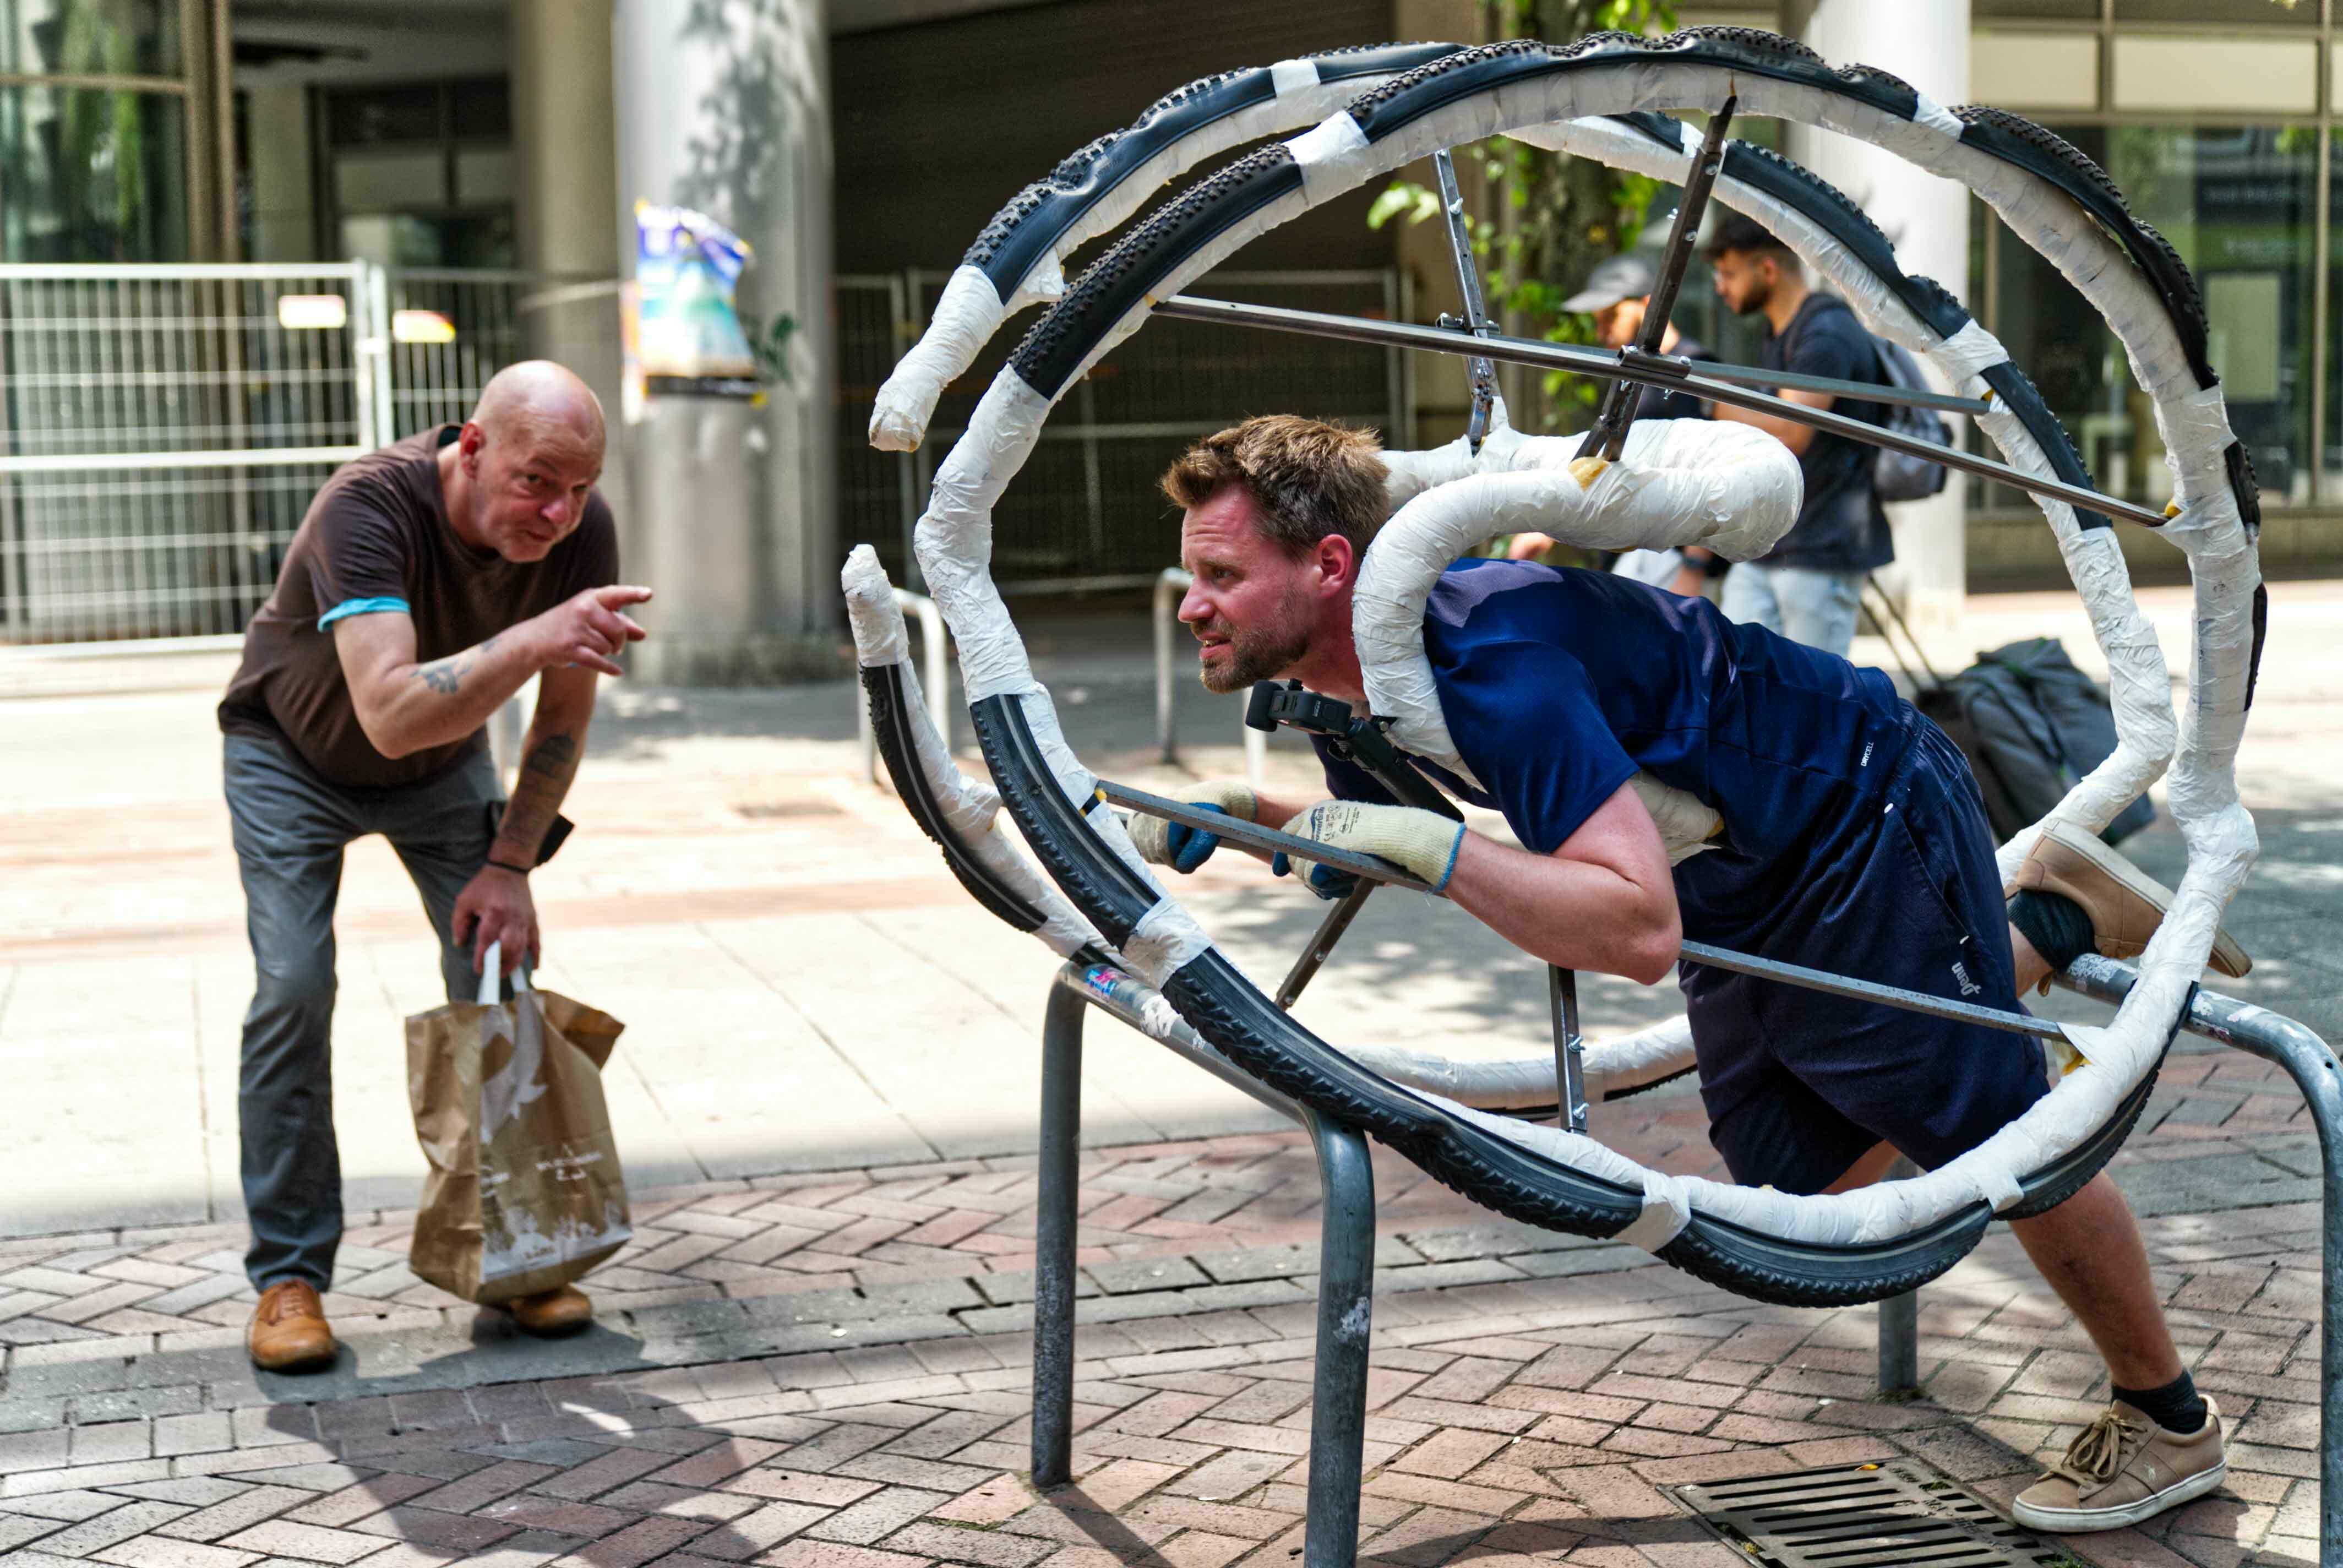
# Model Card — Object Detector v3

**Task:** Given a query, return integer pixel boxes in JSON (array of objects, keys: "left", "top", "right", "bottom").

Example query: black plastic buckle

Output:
[{"left": 1245, "top": 681, "right": 1462, "bottom": 821}]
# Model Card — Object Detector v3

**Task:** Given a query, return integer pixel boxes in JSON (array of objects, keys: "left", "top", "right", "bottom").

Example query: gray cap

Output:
[{"left": 1561, "top": 253, "right": 1658, "bottom": 314}]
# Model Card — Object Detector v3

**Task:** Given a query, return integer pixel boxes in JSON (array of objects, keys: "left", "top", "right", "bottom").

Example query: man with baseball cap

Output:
[{"left": 1507, "top": 253, "right": 1724, "bottom": 596}]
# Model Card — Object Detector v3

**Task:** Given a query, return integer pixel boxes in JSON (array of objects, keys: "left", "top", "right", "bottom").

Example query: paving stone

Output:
[
  {"left": 216, "top": 1516, "right": 399, "bottom": 1563},
  {"left": 0, "top": 1102, "right": 2328, "bottom": 1568},
  {"left": 27, "top": 1499, "right": 194, "bottom": 1556},
  {"left": 87, "top": 1537, "right": 262, "bottom": 1568},
  {"left": 544, "top": 1514, "right": 711, "bottom": 1566},
  {"left": 1085, "top": 1259, "right": 1210, "bottom": 1295}
]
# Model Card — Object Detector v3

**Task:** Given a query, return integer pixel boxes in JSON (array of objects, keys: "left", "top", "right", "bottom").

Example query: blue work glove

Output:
[
  {"left": 1270, "top": 851, "right": 1360, "bottom": 902},
  {"left": 1163, "top": 804, "right": 1231, "bottom": 874},
  {"left": 1127, "top": 782, "right": 1257, "bottom": 875}
]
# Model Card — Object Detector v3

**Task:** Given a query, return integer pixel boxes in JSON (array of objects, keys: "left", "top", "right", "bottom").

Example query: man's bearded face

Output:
[
  {"left": 1177, "top": 488, "right": 1318, "bottom": 695},
  {"left": 1191, "top": 578, "right": 1312, "bottom": 694}
]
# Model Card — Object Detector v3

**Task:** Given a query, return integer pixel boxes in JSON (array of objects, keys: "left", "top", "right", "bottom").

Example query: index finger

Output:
[{"left": 591, "top": 585, "right": 655, "bottom": 608}]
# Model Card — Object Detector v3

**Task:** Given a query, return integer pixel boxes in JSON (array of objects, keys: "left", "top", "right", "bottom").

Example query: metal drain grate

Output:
[{"left": 1668, "top": 1459, "right": 2085, "bottom": 1568}]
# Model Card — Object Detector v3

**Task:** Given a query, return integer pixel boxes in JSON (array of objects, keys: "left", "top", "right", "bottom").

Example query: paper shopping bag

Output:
[{"left": 405, "top": 945, "right": 632, "bottom": 1303}]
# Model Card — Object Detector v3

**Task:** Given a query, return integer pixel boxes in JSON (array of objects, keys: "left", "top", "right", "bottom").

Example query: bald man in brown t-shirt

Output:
[{"left": 219, "top": 361, "right": 651, "bottom": 1371}]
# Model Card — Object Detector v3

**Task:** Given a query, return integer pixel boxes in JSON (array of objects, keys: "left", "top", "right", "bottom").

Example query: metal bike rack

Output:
[
  {"left": 1029, "top": 962, "right": 1378, "bottom": 1568},
  {"left": 1029, "top": 951, "right": 2343, "bottom": 1567}
]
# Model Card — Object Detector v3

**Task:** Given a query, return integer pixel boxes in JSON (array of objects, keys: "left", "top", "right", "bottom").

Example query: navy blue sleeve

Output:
[
  {"left": 1308, "top": 734, "right": 1401, "bottom": 806},
  {"left": 1437, "top": 639, "right": 1641, "bottom": 855},
  {"left": 1785, "top": 311, "right": 1872, "bottom": 386}
]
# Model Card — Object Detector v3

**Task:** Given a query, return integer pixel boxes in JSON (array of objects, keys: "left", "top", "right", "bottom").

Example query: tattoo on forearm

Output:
[
  {"left": 407, "top": 632, "right": 500, "bottom": 698},
  {"left": 521, "top": 733, "right": 577, "bottom": 778},
  {"left": 495, "top": 728, "right": 584, "bottom": 862}
]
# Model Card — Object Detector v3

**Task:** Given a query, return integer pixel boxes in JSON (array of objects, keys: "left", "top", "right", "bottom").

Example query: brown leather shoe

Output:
[
  {"left": 500, "top": 1284, "right": 593, "bottom": 1337},
  {"left": 248, "top": 1280, "right": 336, "bottom": 1373},
  {"left": 2007, "top": 819, "right": 2250, "bottom": 978}
]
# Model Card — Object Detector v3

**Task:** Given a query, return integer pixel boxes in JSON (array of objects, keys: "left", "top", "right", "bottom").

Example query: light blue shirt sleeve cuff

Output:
[{"left": 318, "top": 596, "right": 411, "bottom": 629}]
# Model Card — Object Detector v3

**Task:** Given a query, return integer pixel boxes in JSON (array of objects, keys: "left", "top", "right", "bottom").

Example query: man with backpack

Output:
[{"left": 1704, "top": 213, "right": 1906, "bottom": 656}]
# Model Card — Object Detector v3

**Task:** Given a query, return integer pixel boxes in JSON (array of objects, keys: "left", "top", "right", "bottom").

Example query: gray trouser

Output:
[
  {"left": 223, "top": 732, "right": 503, "bottom": 1291},
  {"left": 1719, "top": 560, "right": 1866, "bottom": 658}
]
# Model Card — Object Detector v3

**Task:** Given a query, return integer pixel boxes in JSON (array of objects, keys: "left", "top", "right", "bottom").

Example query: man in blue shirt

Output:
[
  {"left": 1706, "top": 214, "right": 1892, "bottom": 656},
  {"left": 1134, "top": 415, "right": 2246, "bottom": 1535}
]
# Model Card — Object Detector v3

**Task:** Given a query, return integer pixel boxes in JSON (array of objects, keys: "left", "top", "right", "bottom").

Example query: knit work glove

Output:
[
  {"left": 1126, "top": 782, "right": 1258, "bottom": 874},
  {"left": 1272, "top": 799, "right": 1466, "bottom": 894}
]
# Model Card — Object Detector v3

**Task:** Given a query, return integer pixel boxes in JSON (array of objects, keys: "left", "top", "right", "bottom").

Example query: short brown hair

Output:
[{"left": 1159, "top": 415, "right": 1387, "bottom": 559}]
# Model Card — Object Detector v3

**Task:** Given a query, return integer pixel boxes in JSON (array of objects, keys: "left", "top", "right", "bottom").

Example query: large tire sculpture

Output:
[{"left": 847, "top": 28, "right": 2262, "bottom": 1309}]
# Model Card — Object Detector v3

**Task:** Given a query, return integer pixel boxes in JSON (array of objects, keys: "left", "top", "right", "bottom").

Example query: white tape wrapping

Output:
[
  {"left": 870, "top": 265, "right": 1005, "bottom": 453},
  {"left": 840, "top": 547, "right": 1105, "bottom": 960},
  {"left": 842, "top": 545, "right": 912, "bottom": 668},
  {"left": 1123, "top": 896, "right": 1217, "bottom": 989},
  {"left": 1356, "top": 417, "right": 1799, "bottom": 772},
  {"left": 1341, "top": 1012, "right": 1697, "bottom": 1110},
  {"left": 916, "top": 373, "right": 1051, "bottom": 704},
  {"left": 1269, "top": 57, "right": 1321, "bottom": 96},
  {"left": 885, "top": 51, "right": 2256, "bottom": 1262},
  {"left": 868, "top": 64, "right": 1435, "bottom": 451},
  {"left": 1618, "top": 1169, "right": 1694, "bottom": 1251},
  {"left": 1288, "top": 112, "right": 1375, "bottom": 209}
]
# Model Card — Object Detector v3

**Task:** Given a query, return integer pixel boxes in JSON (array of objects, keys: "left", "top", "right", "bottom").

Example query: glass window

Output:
[
  {"left": 339, "top": 211, "right": 515, "bottom": 270},
  {"left": 0, "top": 81, "right": 187, "bottom": 260},
  {"left": 1983, "top": 124, "right": 2316, "bottom": 511},
  {"left": 0, "top": 0, "right": 181, "bottom": 79},
  {"left": 448, "top": 76, "right": 509, "bottom": 141},
  {"left": 324, "top": 84, "right": 443, "bottom": 148}
]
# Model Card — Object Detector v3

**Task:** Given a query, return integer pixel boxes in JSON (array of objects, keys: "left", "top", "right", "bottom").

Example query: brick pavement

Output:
[{"left": 0, "top": 1041, "right": 2327, "bottom": 1567}]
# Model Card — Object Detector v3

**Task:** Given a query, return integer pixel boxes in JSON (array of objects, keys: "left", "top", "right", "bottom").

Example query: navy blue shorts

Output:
[{"left": 1682, "top": 718, "right": 2050, "bottom": 1195}]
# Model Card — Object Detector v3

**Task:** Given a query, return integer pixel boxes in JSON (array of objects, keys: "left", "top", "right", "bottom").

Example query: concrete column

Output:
[
  {"left": 512, "top": 0, "right": 630, "bottom": 576},
  {"left": 612, "top": 0, "right": 836, "bottom": 683},
  {"left": 1788, "top": 0, "right": 1972, "bottom": 636}
]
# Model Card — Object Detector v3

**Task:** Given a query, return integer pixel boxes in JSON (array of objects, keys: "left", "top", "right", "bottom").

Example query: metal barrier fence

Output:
[
  {"left": 4, "top": 263, "right": 1401, "bottom": 644},
  {"left": 0, "top": 263, "right": 607, "bottom": 646},
  {"left": 838, "top": 268, "right": 1413, "bottom": 596}
]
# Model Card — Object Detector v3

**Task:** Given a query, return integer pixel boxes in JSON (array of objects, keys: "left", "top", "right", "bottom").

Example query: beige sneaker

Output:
[
  {"left": 2006, "top": 819, "right": 2250, "bottom": 978},
  {"left": 2012, "top": 1398, "right": 2227, "bottom": 1533}
]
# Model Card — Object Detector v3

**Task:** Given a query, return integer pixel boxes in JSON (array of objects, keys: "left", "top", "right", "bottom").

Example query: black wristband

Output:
[{"left": 486, "top": 857, "right": 532, "bottom": 877}]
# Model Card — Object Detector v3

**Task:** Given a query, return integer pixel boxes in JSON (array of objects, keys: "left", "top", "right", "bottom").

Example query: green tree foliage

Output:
[{"left": 1368, "top": 0, "right": 1678, "bottom": 425}]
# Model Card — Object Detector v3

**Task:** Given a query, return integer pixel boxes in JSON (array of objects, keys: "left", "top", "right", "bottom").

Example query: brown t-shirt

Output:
[{"left": 220, "top": 426, "right": 619, "bottom": 789}]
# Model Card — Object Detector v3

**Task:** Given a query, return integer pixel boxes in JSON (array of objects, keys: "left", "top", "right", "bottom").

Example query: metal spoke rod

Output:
[
  {"left": 1152, "top": 294, "right": 2162, "bottom": 529},
  {"left": 1431, "top": 149, "right": 1499, "bottom": 454},
  {"left": 1549, "top": 966, "right": 1588, "bottom": 1133},
  {"left": 1099, "top": 780, "right": 1436, "bottom": 890},
  {"left": 1277, "top": 881, "right": 1376, "bottom": 1010},
  {"left": 1157, "top": 296, "right": 1986, "bottom": 416},
  {"left": 1101, "top": 776, "right": 2070, "bottom": 1044},
  {"left": 1582, "top": 94, "right": 1736, "bottom": 464}
]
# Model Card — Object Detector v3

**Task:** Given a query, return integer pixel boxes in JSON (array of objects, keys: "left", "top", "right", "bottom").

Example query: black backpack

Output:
[
  {"left": 1914, "top": 637, "right": 2156, "bottom": 846},
  {"left": 1870, "top": 338, "right": 1951, "bottom": 503}
]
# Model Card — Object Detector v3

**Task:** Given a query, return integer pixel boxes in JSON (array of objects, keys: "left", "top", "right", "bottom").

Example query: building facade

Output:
[{"left": 1, "top": 0, "right": 2336, "bottom": 656}]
